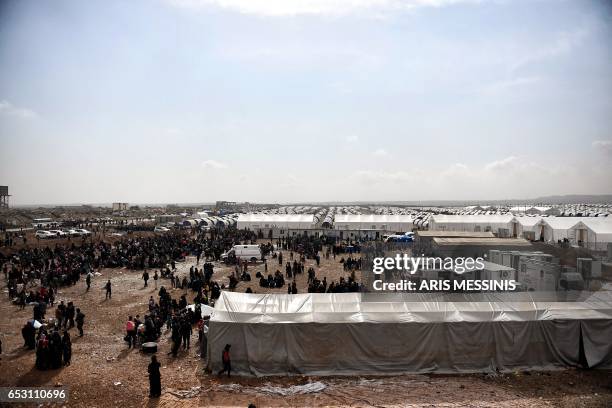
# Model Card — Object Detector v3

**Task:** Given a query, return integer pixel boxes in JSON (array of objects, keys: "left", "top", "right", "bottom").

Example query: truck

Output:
[{"left": 222, "top": 245, "right": 262, "bottom": 263}]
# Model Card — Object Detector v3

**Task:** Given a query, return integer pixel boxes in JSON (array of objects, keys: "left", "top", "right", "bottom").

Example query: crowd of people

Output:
[
  {"left": 2, "top": 228, "right": 257, "bottom": 300},
  {"left": 1, "top": 224, "right": 368, "bottom": 399},
  {"left": 17, "top": 289, "right": 85, "bottom": 371}
]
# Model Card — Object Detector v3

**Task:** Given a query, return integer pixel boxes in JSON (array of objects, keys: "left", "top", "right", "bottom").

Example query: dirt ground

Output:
[{"left": 1, "top": 249, "right": 612, "bottom": 407}]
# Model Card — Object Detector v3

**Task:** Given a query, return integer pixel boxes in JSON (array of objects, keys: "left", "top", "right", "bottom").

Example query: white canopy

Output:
[
  {"left": 207, "top": 291, "right": 612, "bottom": 376},
  {"left": 333, "top": 214, "right": 414, "bottom": 232},
  {"left": 237, "top": 214, "right": 316, "bottom": 230},
  {"left": 429, "top": 214, "right": 514, "bottom": 232},
  {"left": 211, "top": 291, "right": 612, "bottom": 324}
]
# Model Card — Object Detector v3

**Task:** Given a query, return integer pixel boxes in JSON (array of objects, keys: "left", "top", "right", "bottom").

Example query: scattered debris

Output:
[
  {"left": 167, "top": 386, "right": 204, "bottom": 399},
  {"left": 256, "top": 382, "right": 327, "bottom": 396}
]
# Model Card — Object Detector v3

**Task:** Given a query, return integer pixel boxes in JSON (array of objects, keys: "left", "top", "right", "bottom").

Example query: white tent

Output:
[
  {"left": 237, "top": 214, "right": 316, "bottom": 230},
  {"left": 206, "top": 291, "right": 612, "bottom": 376},
  {"left": 333, "top": 214, "right": 414, "bottom": 232},
  {"left": 569, "top": 218, "right": 612, "bottom": 250},
  {"left": 429, "top": 214, "right": 514, "bottom": 233},
  {"left": 536, "top": 217, "right": 584, "bottom": 242},
  {"left": 512, "top": 216, "right": 544, "bottom": 239},
  {"left": 186, "top": 304, "right": 215, "bottom": 318},
  {"left": 510, "top": 206, "right": 558, "bottom": 215}
]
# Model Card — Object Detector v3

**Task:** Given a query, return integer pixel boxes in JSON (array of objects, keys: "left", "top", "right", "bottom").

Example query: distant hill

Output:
[
  {"left": 529, "top": 194, "right": 612, "bottom": 204},
  {"left": 293, "top": 194, "right": 612, "bottom": 207}
]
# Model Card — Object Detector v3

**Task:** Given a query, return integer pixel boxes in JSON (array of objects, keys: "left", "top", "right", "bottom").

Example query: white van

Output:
[{"left": 222, "top": 245, "right": 262, "bottom": 262}]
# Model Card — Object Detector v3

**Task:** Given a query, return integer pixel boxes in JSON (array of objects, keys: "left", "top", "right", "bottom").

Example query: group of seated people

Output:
[{"left": 257, "top": 270, "right": 285, "bottom": 288}]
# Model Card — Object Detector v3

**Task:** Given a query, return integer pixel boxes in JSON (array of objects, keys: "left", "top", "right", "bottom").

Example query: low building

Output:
[
  {"left": 112, "top": 202, "right": 128, "bottom": 211},
  {"left": 415, "top": 230, "right": 495, "bottom": 255},
  {"left": 488, "top": 249, "right": 564, "bottom": 292},
  {"left": 156, "top": 214, "right": 182, "bottom": 224},
  {"left": 431, "top": 237, "right": 532, "bottom": 258}
]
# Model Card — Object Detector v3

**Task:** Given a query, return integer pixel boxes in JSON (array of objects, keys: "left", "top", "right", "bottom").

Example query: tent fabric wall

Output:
[
  {"left": 237, "top": 214, "right": 316, "bottom": 230},
  {"left": 206, "top": 292, "right": 612, "bottom": 376},
  {"left": 429, "top": 215, "right": 514, "bottom": 233},
  {"left": 536, "top": 218, "right": 583, "bottom": 242},
  {"left": 333, "top": 214, "right": 414, "bottom": 232},
  {"left": 512, "top": 217, "right": 543, "bottom": 239}
]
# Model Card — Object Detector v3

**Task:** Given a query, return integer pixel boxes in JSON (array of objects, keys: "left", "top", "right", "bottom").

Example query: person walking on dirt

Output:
[
  {"left": 126, "top": 316, "right": 136, "bottom": 348},
  {"left": 143, "top": 270, "right": 149, "bottom": 288},
  {"left": 62, "top": 331, "right": 72, "bottom": 366},
  {"left": 218, "top": 344, "right": 231, "bottom": 377},
  {"left": 153, "top": 271, "right": 159, "bottom": 289},
  {"left": 75, "top": 308, "right": 85, "bottom": 337},
  {"left": 65, "top": 301, "right": 75, "bottom": 329},
  {"left": 180, "top": 317, "right": 192, "bottom": 350},
  {"left": 148, "top": 355, "right": 162, "bottom": 398},
  {"left": 86, "top": 272, "right": 92, "bottom": 291},
  {"left": 105, "top": 280, "right": 112, "bottom": 299}
]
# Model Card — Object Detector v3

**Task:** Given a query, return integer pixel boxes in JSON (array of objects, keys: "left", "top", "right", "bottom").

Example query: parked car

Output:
[
  {"left": 384, "top": 234, "right": 413, "bottom": 243},
  {"left": 154, "top": 226, "right": 170, "bottom": 233},
  {"left": 72, "top": 228, "right": 92, "bottom": 236},
  {"left": 35, "top": 230, "right": 55, "bottom": 239},
  {"left": 48, "top": 229, "right": 67, "bottom": 238},
  {"left": 62, "top": 228, "right": 80, "bottom": 237}
]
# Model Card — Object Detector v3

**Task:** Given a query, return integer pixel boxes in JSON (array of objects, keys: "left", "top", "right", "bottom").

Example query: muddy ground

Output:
[{"left": 1, "top": 248, "right": 611, "bottom": 407}]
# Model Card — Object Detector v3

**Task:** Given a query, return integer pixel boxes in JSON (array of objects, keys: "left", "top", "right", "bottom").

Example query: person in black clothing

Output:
[
  {"left": 22, "top": 321, "right": 36, "bottom": 349},
  {"left": 75, "top": 308, "right": 85, "bottom": 336},
  {"left": 142, "top": 271, "right": 149, "bottom": 287},
  {"left": 105, "top": 280, "right": 112, "bottom": 299},
  {"left": 62, "top": 331, "right": 72, "bottom": 366},
  {"left": 168, "top": 316, "right": 181, "bottom": 357},
  {"left": 180, "top": 318, "right": 192, "bottom": 349},
  {"left": 148, "top": 355, "right": 161, "bottom": 398},
  {"left": 86, "top": 273, "right": 91, "bottom": 291},
  {"left": 49, "top": 328, "right": 63, "bottom": 369},
  {"left": 65, "top": 302, "right": 75, "bottom": 329}
]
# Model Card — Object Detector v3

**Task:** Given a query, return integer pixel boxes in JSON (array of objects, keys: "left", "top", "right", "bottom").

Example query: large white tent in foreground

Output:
[{"left": 207, "top": 291, "right": 612, "bottom": 376}]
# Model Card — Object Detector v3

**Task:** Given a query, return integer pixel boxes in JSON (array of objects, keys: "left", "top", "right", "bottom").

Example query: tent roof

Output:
[
  {"left": 538, "top": 217, "right": 584, "bottom": 230},
  {"left": 431, "top": 214, "right": 514, "bottom": 224},
  {"left": 237, "top": 214, "right": 315, "bottom": 224},
  {"left": 416, "top": 231, "right": 495, "bottom": 238},
  {"left": 512, "top": 216, "right": 543, "bottom": 227},
  {"left": 211, "top": 291, "right": 612, "bottom": 324},
  {"left": 432, "top": 237, "right": 531, "bottom": 246},
  {"left": 334, "top": 214, "right": 414, "bottom": 223},
  {"left": 574, "top": 218, "right": 612, "bottom": 234}
]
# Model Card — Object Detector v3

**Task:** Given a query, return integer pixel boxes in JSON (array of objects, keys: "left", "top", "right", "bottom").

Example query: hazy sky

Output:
[{"left": 1, "top": 0, "right": 611, "bottom": 205}]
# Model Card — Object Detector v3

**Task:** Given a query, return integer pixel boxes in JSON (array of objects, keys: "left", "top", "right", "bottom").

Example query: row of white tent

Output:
[
  {"left": 237, "top": 214, "right": 423, "bottom": 233},
  {"left": 429, "top": 215, "right": 612, "bottom": 248},
  {"left": 235, "top": 213, "right": 612, "bottom": 248},
  {"left": 333, "top": 214, "right": 415, "bottom": 232},
  {"left": 237, "top": 214, "right": 317, "bottom": 230},
  {"left": 185, "top": 214, "right": 238, "bottom": 228}
]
